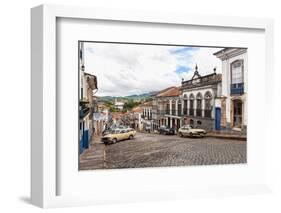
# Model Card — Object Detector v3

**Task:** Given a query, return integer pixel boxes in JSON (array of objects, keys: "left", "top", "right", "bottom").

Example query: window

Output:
[
  {"left": 183, "top": 94, "right": 188, "bottom": 115},
  {"left": 172, "top": 100, "right": 176, "bottom": 115},
  {"left": 166, "top": 103, "right": 169, "bottom": 114},
  {"left": 178, "top": 100, "right": 182, "bottom": 116},
  {"left": 231, "top": 61, "right": 243, "bottom": 84},
  {"left": 204, "top": 91, "right": 212, "bottom": 118},
  {"left": 196, "top": 93, "right": 203, "bottom": 117},
  {"left": 231, "top": 60, "right": 244, "bottom": 95},
  {"left": 189, "top": 94, "right": 195, "bottom": 116}
]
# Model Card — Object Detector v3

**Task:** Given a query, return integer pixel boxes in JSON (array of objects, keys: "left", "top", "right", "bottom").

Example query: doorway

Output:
[
  {"left": 215, "top": 107, "right": 221, "bottom": 130},
  {"left": 233, "top": 99, "right": 243, "bottom": 128}
]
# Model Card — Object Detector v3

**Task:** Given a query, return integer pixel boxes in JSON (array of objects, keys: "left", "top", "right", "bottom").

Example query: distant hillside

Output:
[{"left": 99, "top": 91, "right": 158, "bottom": 102}]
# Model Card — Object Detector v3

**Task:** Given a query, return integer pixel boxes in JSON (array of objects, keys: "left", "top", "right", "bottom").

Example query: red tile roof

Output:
[{"left": 156, "top": 86, "right": 181, "bottom": 97}]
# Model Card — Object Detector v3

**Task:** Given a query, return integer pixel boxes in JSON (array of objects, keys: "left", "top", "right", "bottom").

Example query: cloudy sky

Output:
[{"left": 83, "top": 42, "right": 223, "bottom": 97}]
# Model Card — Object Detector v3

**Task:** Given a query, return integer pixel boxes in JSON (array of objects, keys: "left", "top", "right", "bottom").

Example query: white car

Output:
[{"left": 178, "top": 125, "right": 206, "bottom": 137}]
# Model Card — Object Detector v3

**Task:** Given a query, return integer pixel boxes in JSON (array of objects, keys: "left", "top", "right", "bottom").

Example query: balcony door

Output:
[{"left": 231, "top": 60, "right": 244, "bottom": 95}]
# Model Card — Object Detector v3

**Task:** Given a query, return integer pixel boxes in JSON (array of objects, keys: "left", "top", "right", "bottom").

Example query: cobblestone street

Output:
[{"left": 79, "top": 132, "right": 246, "bottom": 170}]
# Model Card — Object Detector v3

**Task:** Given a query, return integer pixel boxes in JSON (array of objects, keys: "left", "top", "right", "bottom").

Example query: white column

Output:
[
  {"left": 187, "top": 99, "right": 190, "bottom": 115},
  {"left": 175, "top": 99, "right": 178, "bottom": 116},
  {"left": 194, "top": 99, "right": 197, "bottom": 116},
  {"left": 212, "top": 98, "right": 215, "bottom": 119},
  {"left": 182, "top": 99, "right": 184, "bottom": 116},
  {"left": 202, "top": 99, "right": 205, "bottom": 117}
]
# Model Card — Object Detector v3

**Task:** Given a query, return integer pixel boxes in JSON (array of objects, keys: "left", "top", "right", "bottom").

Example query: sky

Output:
[{"left": 83, "top": 42, "right": 223, "bottom": 97}]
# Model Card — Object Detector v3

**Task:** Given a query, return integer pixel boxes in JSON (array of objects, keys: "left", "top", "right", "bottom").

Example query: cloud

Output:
[
  {"left": 175, "top": 66, "right": 191, "bottom": 74},
  {"left": 84, "top": 42, "right": 223, "bottom": 97},
  {"left": 169, "top": 47, "right": 198, "bottom": 55}
]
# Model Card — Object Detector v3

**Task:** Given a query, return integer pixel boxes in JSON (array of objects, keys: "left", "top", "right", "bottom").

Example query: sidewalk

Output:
[
  {"left": 90, "top": 135, "right": 103, "bottom": 145},
  {"left": 207, "top": 129, "right": 246, "bottom": 141}
]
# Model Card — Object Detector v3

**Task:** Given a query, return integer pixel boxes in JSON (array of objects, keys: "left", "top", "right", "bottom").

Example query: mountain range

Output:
[{"left": 99, "top": 91, "right": 158, "bottom": 102}]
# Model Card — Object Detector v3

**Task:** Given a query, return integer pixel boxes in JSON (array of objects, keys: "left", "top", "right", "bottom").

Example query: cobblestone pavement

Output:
[{"left": 79, "top": 133, "right": 247, "bottom": 170}]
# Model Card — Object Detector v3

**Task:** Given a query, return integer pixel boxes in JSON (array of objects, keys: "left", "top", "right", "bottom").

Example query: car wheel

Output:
[
  {"left": 112, "top": 138, "right": 117, "bottom": 144},
  {"left": 179, "top": 132, "right": 183, "bottom": 137},
  {"left": 129, "top": 135, "right": 133, "bottom": 140},
  {"left": 189, "top": 132, "right": 193, "bottom": 137}
]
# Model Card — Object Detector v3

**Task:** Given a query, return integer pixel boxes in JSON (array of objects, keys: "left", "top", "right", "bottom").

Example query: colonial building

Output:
[
  {"left": 214, "top": 48, "right": 247, "bottom": 133},
  {"left": 180, "top": 65, "right": 222, "bottom": 131},
  {"left": 114, "top": 98, "right": 125, "bottom": 110},
  {"left": 152, "top": 87, "right": 182, "bottom": 130},
  {"left": 141, "top": 101, "right": 153, "bottom": 131},
  {"left": 93, "top": 102, "right": 110, "bottom": 136},
  {"left": 79, "top": 42, "right": 98, "bottom": 154},
  {"left": 131, "top": 106, "right": 144, "bottom": 131}
]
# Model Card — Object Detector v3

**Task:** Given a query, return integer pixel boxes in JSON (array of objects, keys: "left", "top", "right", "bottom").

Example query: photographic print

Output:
[{"left": 78, "top": 41, "right": 247, "bottom": 170}]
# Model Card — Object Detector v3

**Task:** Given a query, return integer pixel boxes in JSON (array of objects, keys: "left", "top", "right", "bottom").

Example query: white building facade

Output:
[
  {"left": 181, "top": 65, "right": 222, "bottom": 131},
  {"left": 152, "top": 87, "right": 182, "bottom": 130},
  {"left": 214, "top": 48, "right": 247, "bottom": 133},
  {"left": 79, "top": 42, "right": 98, "bottom": 154},
  {"left": 114, "top": 99, "right": 125, "bottom": 110},
  {"left": 142, "top": 102, "right": 153, "bottom": 131}
]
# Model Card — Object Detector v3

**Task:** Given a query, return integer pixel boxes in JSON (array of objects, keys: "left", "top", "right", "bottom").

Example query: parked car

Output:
[
  {"left": 158, "top": 125, "right": 176, "bottom": 135},
  {"left": 178, "top": 125, "right": 206, "bottom": 137},
  {"left": 145, "top": 124, "right": 151, "bottom": 133},
  {"left": 101, "top": 128, "right": 136, "bottom": 144}
]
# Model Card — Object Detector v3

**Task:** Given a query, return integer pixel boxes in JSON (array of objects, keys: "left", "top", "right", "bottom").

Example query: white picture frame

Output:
[{"left": 31, "top": 4, "right": 274, "bottom": 208}]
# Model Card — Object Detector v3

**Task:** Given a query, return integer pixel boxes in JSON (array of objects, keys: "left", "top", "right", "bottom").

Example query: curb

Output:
[{"left": 206, "top": 134, "right": 246, "bottom": 141}]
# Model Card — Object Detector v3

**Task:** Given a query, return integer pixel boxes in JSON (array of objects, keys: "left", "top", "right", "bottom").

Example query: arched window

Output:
[
  {"left": 204, "top": 91, "right": 212, "bottom": 118},
  {"left": 172, "top": 100, "right": 176, "bottom": 115},
  {"left": 177, "top": 100, "right": 182, "bottom": 116},
  {"left": 183, "top": 94, "right": 188, "bottom": 115},
  {"left": 165, "top": 100, "right": 170, "bottom": 114},
  {"left": 196, "top": 93, "right": 203, "bottom": 117},
  {"left": 231, "top": 60, "right": 244, "bottom": 94},
  {"left": 189, "top": 94, "right": 195, "bottom": 116}
]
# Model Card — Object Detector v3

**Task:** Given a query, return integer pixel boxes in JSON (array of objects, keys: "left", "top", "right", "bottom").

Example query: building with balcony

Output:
[
  {"left": 141, "top": 101, "right": 153, "bottom": 130},
  {"left": 151, "top": 86, "right": 182, "bottom": 130},
  {"left": 180, "top": 65, "right": 222, "bottom": 131},
  {"left": 79, "top": 42, "right": 98, "bottom": 154},
  {"left": 131, "top": 106, "right": 144, "bottom": 131},
  {"left": 214, "top": 48, "right": 247, "bottom": 133}
]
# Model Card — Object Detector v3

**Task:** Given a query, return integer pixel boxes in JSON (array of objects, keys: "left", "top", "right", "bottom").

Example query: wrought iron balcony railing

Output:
[
  {"left": 231, "top": 83, "right": 244, "bottom": 95},
  {"left": 204, "top": 109, "right": 212, "bottom": 118},
  {"left": 79, "top": 106, "right": 90, "bottom": 118},
  {"left": 189, "top": 109, "right": 194, "bottom": 116}
]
